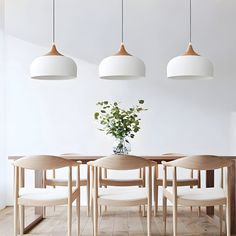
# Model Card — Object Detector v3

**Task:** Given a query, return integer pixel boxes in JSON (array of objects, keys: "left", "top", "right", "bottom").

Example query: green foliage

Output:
[{"left": 94, "top": 100, "right": 147, "bottom": 139}]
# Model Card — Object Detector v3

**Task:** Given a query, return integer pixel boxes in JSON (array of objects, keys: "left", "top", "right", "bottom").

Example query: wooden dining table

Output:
[{"left": 8, "top": 154, "right": 236, "bottom": 234}]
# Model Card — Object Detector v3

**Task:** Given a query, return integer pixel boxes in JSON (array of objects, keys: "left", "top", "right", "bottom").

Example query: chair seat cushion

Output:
[
  {"left": 18, "top": 187, "right": 78, "bottom": 206},
  {"left": 98, "top": 187, "right": 148, "bottom": 206},
  {"left": 164, "top": 187, "right": 226, "bottom": 206}
]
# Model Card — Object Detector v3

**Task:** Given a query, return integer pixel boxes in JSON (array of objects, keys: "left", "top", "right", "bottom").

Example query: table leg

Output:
[
  {"left": 87, "top": 165, "right": 90, "bottom": 216},
  {"left": 230, "top": 161, "right": 236, "bottom": 234},
  {"left": 206, "top": 170, "right": 214, "bottom": 215},
  {"left": 35, "top": 170, "right": 44, "bottom": 215},
  {"left": 23, "top": 170, "right": 44, "bottom": 233},
  {"left": 19, "top": 168, "right": 25, "bottom": 230}
]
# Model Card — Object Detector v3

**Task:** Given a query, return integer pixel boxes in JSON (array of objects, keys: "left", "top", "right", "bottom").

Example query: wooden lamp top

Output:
[
  {"left": 183, "top": 43, "right": 199, "bottom": 56},
  {"left": 115, "top": 43, "right": 131, "bottom": 56},
  {"left": 45, "top": 44, "right": 63, "bottom": 56}
]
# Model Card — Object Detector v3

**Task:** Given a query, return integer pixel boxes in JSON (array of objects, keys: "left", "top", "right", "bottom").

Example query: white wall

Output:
[
  {"left": 5, "top": 35, "right": 231, "bottom": 205},
  {"left": 0, "top": 32, "right": 6, "bottom": 210},
  {"left": 0, "top": 0, "right": 6, "bottom": 210},
  {"left": 3, "top": 0, "right": 236, "bottom": 206}
]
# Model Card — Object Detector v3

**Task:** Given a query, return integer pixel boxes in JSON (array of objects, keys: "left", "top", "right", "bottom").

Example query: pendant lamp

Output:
[
  {"left": 99, "top": 0, "right": 145, "bottom": 80},
  {"left": 30, "top": 0, "right": 77, "bottom": 80},
  {"left": 167, "top": 0, "right": 213, "bottom": 80}
]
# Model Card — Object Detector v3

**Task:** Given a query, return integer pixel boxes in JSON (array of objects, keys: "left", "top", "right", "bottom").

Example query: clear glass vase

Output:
[{"left": 113, "top": 138, "right": 131, "bottom": 155}]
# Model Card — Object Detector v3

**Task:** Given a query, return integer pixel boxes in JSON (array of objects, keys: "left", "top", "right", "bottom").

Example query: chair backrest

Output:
[
  {"left": 90, "top": 154, "right": 152, "bottom": 170},
  {"left": 161, "top": 153, "right": 200, "bottom": 183},
  {"left": 13, "top": 155, "right": 79, "bottom": 170},
  {"left": 43, "top": 154, "right": 81, "bottom": 187},
  {"left": 13, "top": 155, "right": 80, "bottom": 203},
  {"left": 91, "top": 155, "right": 153, "bottom": 204},
  {"left": 162, "top": 155, "right": 233, "bottom": 170}
]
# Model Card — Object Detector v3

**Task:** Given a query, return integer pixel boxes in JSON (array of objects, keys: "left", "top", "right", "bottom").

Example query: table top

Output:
[{"left": 8, "top": 154, "right": 236, "bottom": 164}]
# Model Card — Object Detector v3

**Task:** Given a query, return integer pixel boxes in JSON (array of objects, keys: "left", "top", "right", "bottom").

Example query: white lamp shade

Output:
[
  {"left": 167, "top": 55, "right": 214, "bottom": 80},
  {"left": 30, "top": 55, "right": 77, "bottom": 80},
  {"left": 99, "top": 55, "right": 145, "bottom": 80}
]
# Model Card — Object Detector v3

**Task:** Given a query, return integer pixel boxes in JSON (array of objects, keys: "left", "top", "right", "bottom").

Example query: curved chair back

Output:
[
  {"left": 13, "top": 155, "right": 79, "bottom": 170},
  {"left": 90, "top": 154, "right": 152, "bottom": 170},
  {"left": 162, "top": 155, "right": 233, "bottom": 170},
  {"left": 162, "top": 155, "right": 232, "bottom": 236}
]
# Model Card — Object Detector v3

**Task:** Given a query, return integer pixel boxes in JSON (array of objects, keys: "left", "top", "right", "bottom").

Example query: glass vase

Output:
[{"left": 113, "top": 138, "right": 131, "bottom": 155}]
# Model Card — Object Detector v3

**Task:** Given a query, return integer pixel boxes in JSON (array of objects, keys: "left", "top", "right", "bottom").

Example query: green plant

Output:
[{"left": 94, "top": 100, "right": 147, "bottom": 140}]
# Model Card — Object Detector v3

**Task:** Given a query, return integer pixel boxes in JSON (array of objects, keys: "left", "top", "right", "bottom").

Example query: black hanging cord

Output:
[
  {"left": 52, "top": 0, "right": 56, "bottom": 44},
  {"left": 121, "top": 0, "right": 124, "bottom": 43},
  {"left": 189, "top": 0, "right": 192, "bottom": 43}
]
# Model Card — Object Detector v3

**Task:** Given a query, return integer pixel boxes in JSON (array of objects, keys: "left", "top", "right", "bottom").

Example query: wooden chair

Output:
[
  {"left": 162, "top": 155, "right": 232, "bottom": 236},
  {"left": 45, "top": 153, "right": 90, "bottom": 216},
  {"left": 13, "top": 155, "right": 80, "bottom": 236},
  {"left": 99, "top": 166, "right": 146, "bottom": 215},
  {"left": 154, "top": 153, "right": 201, "bottom": 216},
  {"left": 89, "top": 154, "right": 154, "bottom": 236}
]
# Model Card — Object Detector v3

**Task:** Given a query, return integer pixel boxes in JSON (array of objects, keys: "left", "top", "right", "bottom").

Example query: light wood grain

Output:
[
  {"left": 162, "top": 155, "right": 233, "bottom": 236},
  {"left": 0, "top": 206, "right": 234, "bottom": 236},
  {"left": 90, "top": 155, "right": 154, "bottom": 236},
  {"left": 8, "top": 154, "right": 236, "bottom": 234},
  {"left": 163, "top": 155, "right": 233, "bottom": 170},
  {"left": 14, "top": 155, "right": 80, "bottom": 170},
  {"left": 13, "top": 155, "right": 81, "bottom": 236}
]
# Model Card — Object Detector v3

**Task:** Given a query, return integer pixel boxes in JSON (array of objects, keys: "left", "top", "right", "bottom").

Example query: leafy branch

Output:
[{"left": 94, "top": 100, "right": 147, "bottom": 139}]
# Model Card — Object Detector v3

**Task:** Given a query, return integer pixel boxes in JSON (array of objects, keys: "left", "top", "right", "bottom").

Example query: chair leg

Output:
[
  {"left": 163, "top": 197, "right": 167, "bottom": 235},
  {"left": 104, "top": 168, "right": 108, "bottom": 212},
  {"left": 87, "top": 186, "right": 90, "bottom": 217},
  {"left": 142, "top": 205, "right": 146, "bottom": 217},
  {"left": 76, "top": 197, "right": 80, "bottom": 236},
  {"left": 43, "top": 206, "right": 46, "bottom": 218},
  {"left": 99, "top": 205, "right": 102, "bottom": 216},
  {"left": 14, "top": 202, "right": 19, "bottom": 236},
  {"left": 219, "top": 205, "right": 223, "bottom": 236},
  {"left": 173, "top": 200, "right": 177, "bottom": 236},
  {"left": 224, "top": 206, "right": 227, "bottom": 235},
  {"left": 198, "top": 206, "right": 201, "bottom": 217},
  {"left": 93, "top": 200, "right": 98, "bottom": 236},
  {"left": 67, "top": 202, "right": 72, "bottom": 236},
  {"left": 147, "top": 203, "right": 151, "bottom": 236},
  {"left": 226, "top": 202, "right": 231, "bottom": 236},
  {"left": 139, "top": 168, "right": 142, "bottom": 214},
  {"left": 19, "top": 205, "right": 24, "bottom": 236},
  {"left": 154, "top": 185, "right": 158, "bottom": 216},
  {"left": 87, "top": 166, "right": 90, "bottom": 217},
  {"left": 90, "top": 188, "right": 93, "bottom": 218},
  {"left": 104, "top": 186, "right": 108, "bottom": 213},
  {"left": 91, "top": 195, "right": 94, "bottom": 233}
]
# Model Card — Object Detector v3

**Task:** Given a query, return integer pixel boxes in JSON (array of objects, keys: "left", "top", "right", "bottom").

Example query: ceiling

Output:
[{"left": 4, "top": 0, "right": 236, "bottom": 63}]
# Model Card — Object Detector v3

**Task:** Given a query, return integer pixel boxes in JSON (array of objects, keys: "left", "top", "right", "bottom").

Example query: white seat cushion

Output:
[
  {"left": 98, "top": 187, "right": 148, "bottom": 206},
  {"left": 164, "top": 187, "right": 226, "bottom": 206},
  {"left": 19, "top": 187, "right": 78, "bottom": 206}
]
